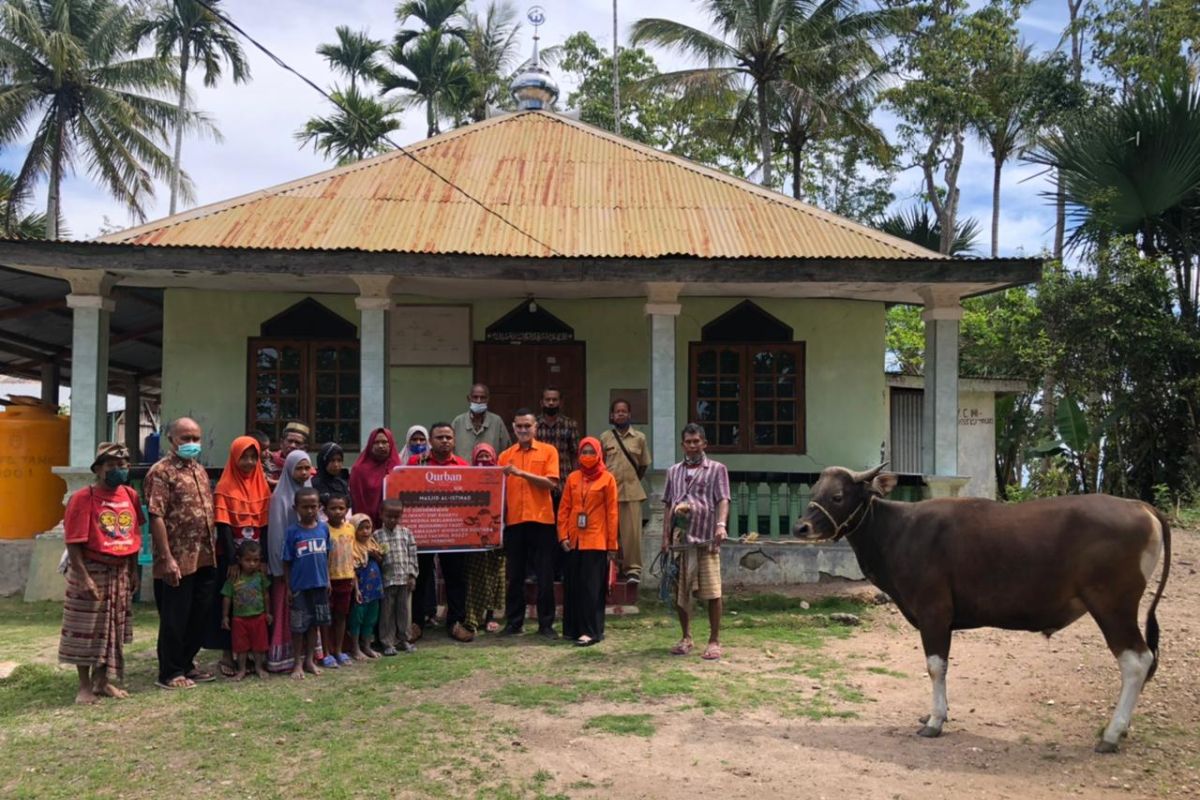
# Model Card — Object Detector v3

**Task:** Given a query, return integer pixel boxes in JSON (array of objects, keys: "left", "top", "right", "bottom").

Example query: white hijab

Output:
[
  {"left": 396, "top": 424, "right": 429, "bottom": 465},
  {"left": 267, "top": 449, "right": 312, "bottom": 577}
]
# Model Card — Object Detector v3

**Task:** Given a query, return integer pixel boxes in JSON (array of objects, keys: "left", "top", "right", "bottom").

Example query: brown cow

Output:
[{"left": 793, "top": 465, "right": 1170, "bottom": 753}]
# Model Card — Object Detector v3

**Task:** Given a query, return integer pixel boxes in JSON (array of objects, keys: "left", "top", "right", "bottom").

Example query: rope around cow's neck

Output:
[{"left": 807, "top": 494, "right": 877, "bottom": 541}]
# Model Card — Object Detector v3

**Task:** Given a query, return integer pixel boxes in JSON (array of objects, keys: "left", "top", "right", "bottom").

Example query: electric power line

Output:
[{"left": 191, "top": 0, "right": 564, "bottom": 257}]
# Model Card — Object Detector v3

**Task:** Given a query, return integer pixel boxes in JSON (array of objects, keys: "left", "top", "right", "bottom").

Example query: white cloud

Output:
[{"left": 11, "top": 0, "right": 1069, "bottom": 254}]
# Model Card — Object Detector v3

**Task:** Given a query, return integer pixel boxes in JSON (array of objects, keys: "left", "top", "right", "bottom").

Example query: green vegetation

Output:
[
  {"left": 0, "top": 594, "right": 881, "bottom": 797},
  {"left": 583, "top": 713, "right": 656, "bottom": 737}
]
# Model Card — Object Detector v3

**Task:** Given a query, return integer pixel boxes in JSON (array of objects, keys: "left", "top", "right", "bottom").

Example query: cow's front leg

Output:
[{"left": 918, "top": 624, "right": 951, "bottom": 738}]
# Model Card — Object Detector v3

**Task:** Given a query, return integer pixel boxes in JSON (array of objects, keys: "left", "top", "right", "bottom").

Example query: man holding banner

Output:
[{"left": 498, "top": 408, "right": 561, "bottom": 639}]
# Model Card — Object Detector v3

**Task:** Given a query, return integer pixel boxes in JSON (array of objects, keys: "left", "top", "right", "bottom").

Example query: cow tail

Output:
[{"left": 1144, "top": 509, "right": 1172, "bottom": 683}]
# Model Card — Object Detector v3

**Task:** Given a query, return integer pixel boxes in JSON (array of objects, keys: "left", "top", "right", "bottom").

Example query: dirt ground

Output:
[{"left": 503, "top": 526, "right": 1200, "bottom": 800}]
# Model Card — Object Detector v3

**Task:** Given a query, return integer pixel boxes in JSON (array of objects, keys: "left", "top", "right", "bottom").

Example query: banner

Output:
[{"left": 383, "top": 466, "right": 505, "bottom": 552}]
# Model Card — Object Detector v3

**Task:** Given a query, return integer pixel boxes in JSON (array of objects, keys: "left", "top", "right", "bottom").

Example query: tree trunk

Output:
[
  {"left": 46, "top": 113, "right": 64, "bottom": 241},
  {"left": 791, "top": 142, "right": 803, "bottom": 200},
  {"left": 1053, "top": 169, "right": 1065, "bottom": 260},
  {"left": 991, "top": 154, "right": 1002, "bottom": 258},
  {"left": 170, "top": 46, "right": 190, "bottom": 217},
  {"left": 936, "top": 131, "right": 964, "bottom": 255},
  {"left": 756, "top": 80, "right": 772, "bottom": 187},
  {"left": 427, "top": 98, "right": 437, "bottom": 138},
  {"left": 612, "top": 0, "right": 620, "bottom": 136}
]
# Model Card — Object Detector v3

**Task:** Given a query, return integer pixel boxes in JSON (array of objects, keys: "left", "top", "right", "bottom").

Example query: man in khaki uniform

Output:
[{"left": 599, "top": 398, "right": 652, "bottom": 584}]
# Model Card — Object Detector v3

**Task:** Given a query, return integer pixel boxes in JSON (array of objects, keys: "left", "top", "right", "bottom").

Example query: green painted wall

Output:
[
  {"left": 160, "top": 289, "right": 358, "bottom": 466},
  {"left": 161, "top": 289, "right": 884, "bottom": 474},
  {"left": 387, "top": 296, "right": 649, "bottom": 439},
  {"left": 673, "top": 298, "right": 886, "bottom": 471}
]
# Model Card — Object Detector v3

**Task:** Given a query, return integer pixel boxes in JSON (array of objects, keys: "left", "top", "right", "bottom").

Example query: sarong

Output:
[
  {"left": 59, "top": 559, "right": 133, "bottom": 682},
  {"left": 266, "top": 577, "right": 294, "bottom": 672}
]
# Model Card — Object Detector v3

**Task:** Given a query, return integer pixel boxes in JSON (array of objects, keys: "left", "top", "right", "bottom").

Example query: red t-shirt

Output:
[
  {"left": 406, "top": 454, "right": 469, "bottom": 466},
  {"left": 63, "top": 484, "right": 145, "bottom": 558}
]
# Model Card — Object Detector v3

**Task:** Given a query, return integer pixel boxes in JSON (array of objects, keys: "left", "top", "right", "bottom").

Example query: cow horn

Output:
[{"left": 851, "top": 462, "right": 889, "bottom": 484}]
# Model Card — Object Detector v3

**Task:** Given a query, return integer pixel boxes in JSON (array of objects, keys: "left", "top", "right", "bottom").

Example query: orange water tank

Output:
[{"left": 0, "top": 397, "right": 69, "bottom": 539}]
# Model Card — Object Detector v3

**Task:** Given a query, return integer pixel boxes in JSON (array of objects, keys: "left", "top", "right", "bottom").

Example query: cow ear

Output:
[{"left": 871, "top": 473, "right": 898, "bottom": 497}]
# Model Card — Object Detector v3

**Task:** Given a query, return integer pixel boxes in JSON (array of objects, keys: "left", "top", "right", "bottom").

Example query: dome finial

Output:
[{"left": 510, "top": 6, "right": 558, "bottom": 111}]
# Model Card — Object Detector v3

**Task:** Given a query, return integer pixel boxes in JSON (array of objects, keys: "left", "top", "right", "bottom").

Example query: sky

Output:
[{"left": 0, "top": 0, "right": 1075, "bottom": 256}]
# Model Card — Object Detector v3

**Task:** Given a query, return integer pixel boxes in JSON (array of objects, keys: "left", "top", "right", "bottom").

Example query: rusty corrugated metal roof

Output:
[{"left": 102, "top": 111, "right": 944, "bottom": 260}]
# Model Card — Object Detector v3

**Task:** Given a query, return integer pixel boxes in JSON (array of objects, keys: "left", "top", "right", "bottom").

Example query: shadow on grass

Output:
[{"left": 0, "top": 663, "right": 76, "bottom": 721}]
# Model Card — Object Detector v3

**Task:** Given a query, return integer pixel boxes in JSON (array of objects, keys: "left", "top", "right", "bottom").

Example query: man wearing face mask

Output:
[
  {"left": 599, "top": 398, "right": 652, "bottom": 585},
  {"left": 536, "top": 386, "right": 579, "bottom": 580},
  {"left": 451, "top": 383, "right": 512, "bottom": 462},
  {"left": 144, "top": 417, "right": 218, "bottom": 689}
]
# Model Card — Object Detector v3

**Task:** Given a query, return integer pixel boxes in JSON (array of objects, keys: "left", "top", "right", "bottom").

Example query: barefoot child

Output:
[
  {"left": 375, "top": 498, "right": 418, "bottom": 656},
  {"left": 348, "top": 513, "right": 383, "bottom": 660},
  {"left": 282, "top": 487, "right": 331, "bottom": 679},
  {"left": 221, "top": 541, "right": 271, "bottom": 680}
]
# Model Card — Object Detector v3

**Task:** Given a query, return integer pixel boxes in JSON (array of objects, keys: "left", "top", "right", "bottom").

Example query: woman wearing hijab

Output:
[
  {"left": 349, "top": 428, "right": 401, "bottom": 527},
  {"left": 396, "top": 425, "right": 429, "bottom": 464},
  {"left": 556, "top": 437, "right": 619, "bottom": 646},
  {"left": 312, "top": 442, "right": 350, "bottom": 508},
  {"left": 462, "top": 443, "right": 506, "bottom": 636},
  {"left": 207, "top": 436, "right": 273, "bottom": 676},
  {"left": 266, "top": 449, "right": 313, "bottom": 672}
]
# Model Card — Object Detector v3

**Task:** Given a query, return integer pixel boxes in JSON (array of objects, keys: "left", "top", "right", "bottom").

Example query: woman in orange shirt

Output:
[{"left": 557, "top": 436, "right": 619, "bottom": 646}]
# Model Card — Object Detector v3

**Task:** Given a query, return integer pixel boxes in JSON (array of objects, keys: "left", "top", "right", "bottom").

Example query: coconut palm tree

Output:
[
  {"left": 462, "top": 0, "right": 523, "bottom": 122},
  {"left": 130, "top": 0, "right": 248, "bottom": 216},
  {"left": 0, "top": 169, "right": 54, "bottom": 238},
  {"left": 970, "top": 46, "right": 1075, "bottom": 257},
  {"left": 631, "top": 0, "right": 811, "bottom": 186},
  {"left": 1035, "top": 76, "right": 1200, "bottom": 324},
  {"left": 317, "top": 25, "right": 385, "bottom": 93},
  {"left": 0, "top": 0, "right": 198, "bottom": 238},
  {"left": 295, "top": 85, "right": 401, "bottom": 166},
  {"left": 382, "top": 0, "right": 473, "bottom": 138},
  {"left": 771, "top": 0, "right": 896, "bottom": 199},
  {"left": 879, "top": 205, "right": 981, "bottom": 257}
]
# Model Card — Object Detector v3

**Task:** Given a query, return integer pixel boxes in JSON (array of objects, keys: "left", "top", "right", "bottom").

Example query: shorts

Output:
[
  {"left": 674, "top": 545, "right": 722, "bottom": 607},
  {"left": 329, "top": 579, "right": 354, "bottom": 616},
  {"left": 231, "top": 613, "right": 268, "bottom": 653},
  {"left": 290, "top": 587, "right": 331, "bottom": 634}
]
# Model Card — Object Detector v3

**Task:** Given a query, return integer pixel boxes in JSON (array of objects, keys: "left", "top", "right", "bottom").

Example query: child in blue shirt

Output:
[{"left": 282, "top": 487, "right": 330, "bottom": 680}]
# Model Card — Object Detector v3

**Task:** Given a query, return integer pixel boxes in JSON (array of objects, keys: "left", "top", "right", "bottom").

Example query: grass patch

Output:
[
  {"left": 866, "top": 666, "right": 907, "bottom": 679},
  {"left": 0, "top": 593, "right": 875, "bottom": 797},
  {"left": 584, "top": 713, "right": 656, "bottom": 737}
]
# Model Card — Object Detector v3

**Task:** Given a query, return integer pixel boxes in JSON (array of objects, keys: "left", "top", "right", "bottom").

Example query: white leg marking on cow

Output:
[
  {"left": 1101, "top": 649, "right": 1154, "bottom": 748},
  {"left": 1140, "top": 509, "right": 1164, "bottom": 583},
  {"left": 925, "top": 655, "right": 948, "bottom": 734}
]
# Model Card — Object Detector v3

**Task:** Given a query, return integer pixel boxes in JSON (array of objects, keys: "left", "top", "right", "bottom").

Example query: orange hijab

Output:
[
  {"left": 577, "top": 436, "right": 607, "bottom": 480},
  {"left": 214, "top": 436, "right": 272, "bottom": 529}
]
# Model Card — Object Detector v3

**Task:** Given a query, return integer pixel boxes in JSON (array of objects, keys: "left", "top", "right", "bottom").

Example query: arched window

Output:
[
  {"left": 247, "top": 299, "right": 360, "bottom": 447},
  {"left": 688, "top": 301, "right": 805, "bottom": 454}
]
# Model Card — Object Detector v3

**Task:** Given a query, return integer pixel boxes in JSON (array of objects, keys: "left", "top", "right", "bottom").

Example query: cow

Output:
[{"left": 793, "top": 464, "right": 1171, "bottom": 753}]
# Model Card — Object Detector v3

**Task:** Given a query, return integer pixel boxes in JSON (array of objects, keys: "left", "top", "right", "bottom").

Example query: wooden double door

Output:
[{"left": 473, "top": 342, "right": 586, "bottom": 430}]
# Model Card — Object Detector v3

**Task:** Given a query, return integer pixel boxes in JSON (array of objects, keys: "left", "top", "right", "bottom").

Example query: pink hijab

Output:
[{"left": 349, "top": 427, "right": 401, "bottom": 525}]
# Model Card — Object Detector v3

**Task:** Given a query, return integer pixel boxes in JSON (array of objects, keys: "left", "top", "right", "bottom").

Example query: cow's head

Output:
[{"left": 793, "top": 464, "right": 898, "bottom": 541}]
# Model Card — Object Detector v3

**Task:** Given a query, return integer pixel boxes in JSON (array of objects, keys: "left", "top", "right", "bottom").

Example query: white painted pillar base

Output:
[
  {"left": 921, "top": 303, "right": 962, "bottom": 477},
  {"left": 65, "top": 293, "right": 114, "bottom": 467},
  {"left": 922, "top": 475, "right": 970, "bottom": 499},
  {"left": 356, "top": 296, "right": 391, "bottom": 439}
]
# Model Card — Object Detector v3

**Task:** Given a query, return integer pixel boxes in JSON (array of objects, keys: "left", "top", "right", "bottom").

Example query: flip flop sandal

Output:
[
  {"left": 669, "top": 638, "right": 694, "bottom": 656},
  {"left": 218, "top": 662, "right": 237, "bottom": 678},
  {"left": 155, "top": 676, "right": 196, "bottom": 690},
  {"left": 185, "top": 670, "right": 216, "bottom": 683},
  {"left": 701, "top": 643, "right": 722, "bottom": 661}
]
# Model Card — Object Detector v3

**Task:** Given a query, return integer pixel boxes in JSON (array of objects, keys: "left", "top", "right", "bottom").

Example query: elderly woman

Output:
[
  {"left": 462, "top": 443, "right": 506, "bottom": 636},
  {"left": 59, "top": 442, "right": 144, "bottom": 703}
]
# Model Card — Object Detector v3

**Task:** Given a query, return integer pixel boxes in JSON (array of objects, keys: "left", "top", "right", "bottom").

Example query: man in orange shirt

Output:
[{"left": 498, "top": 408, "right": 560, "bottom": 638}]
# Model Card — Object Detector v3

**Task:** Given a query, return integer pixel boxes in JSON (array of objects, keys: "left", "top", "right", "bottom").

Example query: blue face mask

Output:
[
  {"left": 104, "top": 468, "right": 129, "bottom": 488},
  {"left": 176, "top": 442, "right": 202, "bottom": 460},
  {"left": 409, "top": 443, "right": 428, "bottom": 455}
]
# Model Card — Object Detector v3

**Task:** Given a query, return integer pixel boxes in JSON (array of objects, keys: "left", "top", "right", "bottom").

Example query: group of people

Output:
[{"left": 56, "top": 383, "right": 732, "bottom": 702}]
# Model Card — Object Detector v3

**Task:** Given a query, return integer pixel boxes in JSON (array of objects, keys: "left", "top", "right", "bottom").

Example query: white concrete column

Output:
[
  {"left": 354, "top": 276, "right": 393, "bottom": 439},
  {"left": 65, "top": 292, "right": 115, "bottom": 467},
  {"left": 921, "top": 301, "right": 963, "bottom": 477},
  {"left": 645, "top": 300, "right": 681, "bottom": 470}
]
